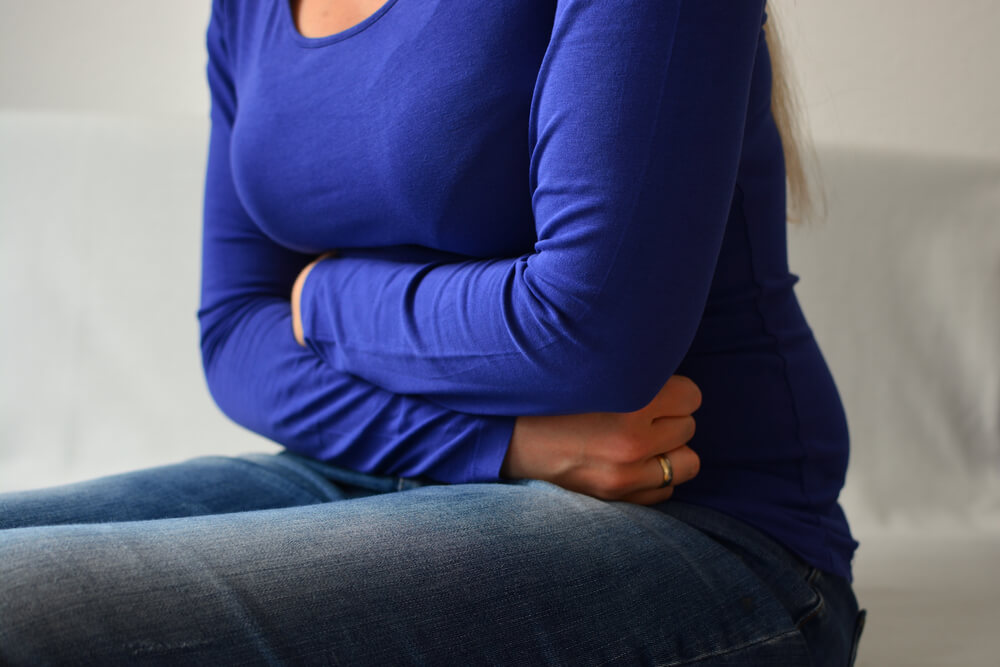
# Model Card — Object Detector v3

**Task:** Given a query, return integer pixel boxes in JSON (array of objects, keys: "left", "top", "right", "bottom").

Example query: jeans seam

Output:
[
  {"left": 662, "top": 627, "right": 808, "bottom": 667},
  {"left": 795, "top": 568, "right": 826, "bottom": 630}
]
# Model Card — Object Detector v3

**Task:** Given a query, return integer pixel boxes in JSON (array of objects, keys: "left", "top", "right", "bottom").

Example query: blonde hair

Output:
[{"left": 762, "top": 3, "right": 827, "bottom": 225}]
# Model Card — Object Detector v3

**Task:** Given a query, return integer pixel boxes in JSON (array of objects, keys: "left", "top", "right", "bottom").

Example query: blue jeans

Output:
[{"left": 0, "top": 452, "right": 865, "bottom": 665}]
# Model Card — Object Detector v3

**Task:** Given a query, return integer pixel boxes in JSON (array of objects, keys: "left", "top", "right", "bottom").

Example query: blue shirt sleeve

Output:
[
  {"left": 198, "top": 0, "right": 516, "bottom": 484},
  {"left": 300, "top": 0, "right": 766, "bottom": 416}
]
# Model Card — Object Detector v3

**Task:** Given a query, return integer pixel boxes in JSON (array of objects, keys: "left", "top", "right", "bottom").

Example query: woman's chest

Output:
[
  {"left": 289, "top": 0, "right": 391, "bottom": 40},
  {"left": 225, "top": 0, "right": 554, "bottom": 257}
]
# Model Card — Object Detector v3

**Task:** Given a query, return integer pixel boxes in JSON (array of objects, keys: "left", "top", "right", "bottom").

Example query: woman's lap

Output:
[{"left": 0, "top": 452, "right": 857, "bottom": 666}]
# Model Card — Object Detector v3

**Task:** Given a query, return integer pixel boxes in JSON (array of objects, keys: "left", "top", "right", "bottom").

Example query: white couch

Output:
[{"left": 2, "top": 111, "right": 998, "bottom": 666}]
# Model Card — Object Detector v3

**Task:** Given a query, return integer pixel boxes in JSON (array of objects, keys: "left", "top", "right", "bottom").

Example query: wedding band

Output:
[{"left": 656, "top": 454, "right": 673, "bottom": 488}]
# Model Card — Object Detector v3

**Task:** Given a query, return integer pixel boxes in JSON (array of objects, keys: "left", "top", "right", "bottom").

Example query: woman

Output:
[{"left": 0, "top": 0, "right": 865, "bottom": 664}]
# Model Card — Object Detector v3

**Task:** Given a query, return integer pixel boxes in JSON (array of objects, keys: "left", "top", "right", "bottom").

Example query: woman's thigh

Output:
[
  {"left": 0, "top": 452, "right": 383, "bottom": 529},
  {"left": 0, "top": 478, "right": 813, "bottom": 666}
]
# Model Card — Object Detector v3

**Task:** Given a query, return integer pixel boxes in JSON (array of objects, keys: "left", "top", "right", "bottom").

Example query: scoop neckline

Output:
[{"left": 282, "top": 0, "right": 401, "bottom": 48}]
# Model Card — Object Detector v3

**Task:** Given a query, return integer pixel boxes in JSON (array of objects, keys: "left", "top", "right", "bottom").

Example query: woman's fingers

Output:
[
  {"left": 639, "top": 374, "right": 702, "bottom": 418},
  {"left": 643, "top": 446, "right": 700, "bottom": 492},
  {"left": 615, "top": 446, "right": 701, "bottom": 505},
  {"left": 290, "top": 250, "right": 339, "bottom": 346},
  {"left": 581, "top": 445, "right": 701, "bottom": 502},
  {"left": 658, "top": 445, "right": 700, "bottom": 487},
  {"left": 649, "top": 414, "right": 696, "bottom": 452}
]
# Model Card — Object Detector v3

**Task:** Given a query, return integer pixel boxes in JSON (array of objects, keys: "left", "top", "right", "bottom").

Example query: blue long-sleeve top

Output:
[{"left": 200, "top": 0, "right": 859, "bottom": 579}]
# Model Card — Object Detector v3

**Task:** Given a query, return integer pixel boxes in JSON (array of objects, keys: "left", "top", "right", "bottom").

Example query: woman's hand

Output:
[
  {"left": 291, "top": 250, "right": 338, "bottom": 346},
  {"left": 500, "top": 375, "right": 702, "bottom": 505}
]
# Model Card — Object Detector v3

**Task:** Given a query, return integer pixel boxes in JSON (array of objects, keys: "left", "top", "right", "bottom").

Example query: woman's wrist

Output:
[{"left": 291, "top": 250, "right": 338, "bottom": 347}]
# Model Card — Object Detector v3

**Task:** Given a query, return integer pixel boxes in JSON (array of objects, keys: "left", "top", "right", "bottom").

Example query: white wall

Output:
[
  {"left": 0, "top": 0, "right": 210, "bottom": 117},
  {"left": 778, "top": 0, "right": 1000, "bottom": 161}
]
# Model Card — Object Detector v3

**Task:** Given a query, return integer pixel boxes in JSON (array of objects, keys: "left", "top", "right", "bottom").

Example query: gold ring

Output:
[{"left": 656, "top": 454, "right": 673, "bottom": 488}]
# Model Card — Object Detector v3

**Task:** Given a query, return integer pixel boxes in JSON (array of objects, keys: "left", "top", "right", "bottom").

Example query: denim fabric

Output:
[
  {"left": 0, "top": 452, "right": 864, "bottom": 665},
  {"left": 650, "top": 501, "right": 867, "bottom": 667}
]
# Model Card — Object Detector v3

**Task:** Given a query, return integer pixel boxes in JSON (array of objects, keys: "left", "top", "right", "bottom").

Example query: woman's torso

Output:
[{"left": 220, "top": 0, "right": 858, "bottom": 579}]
